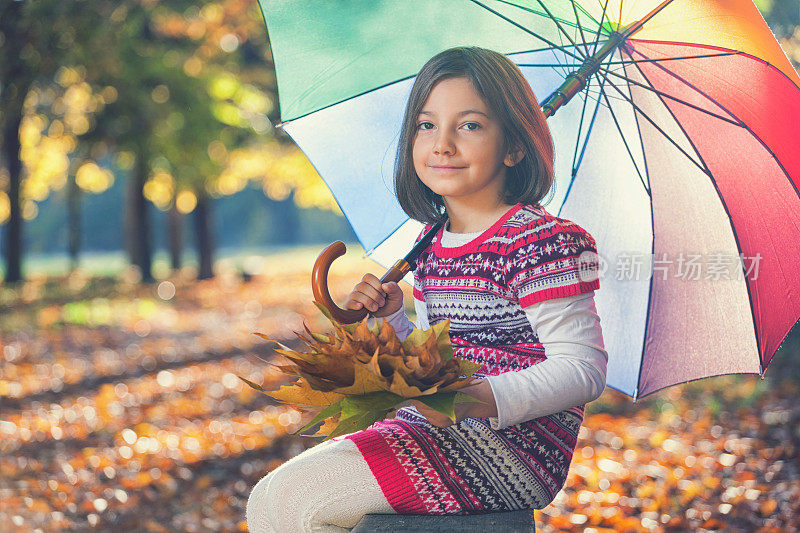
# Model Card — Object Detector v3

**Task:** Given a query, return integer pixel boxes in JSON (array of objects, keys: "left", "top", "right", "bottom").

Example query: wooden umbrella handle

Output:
[{"left": 312, "top": 241, "right": 411, "bottom": 324}]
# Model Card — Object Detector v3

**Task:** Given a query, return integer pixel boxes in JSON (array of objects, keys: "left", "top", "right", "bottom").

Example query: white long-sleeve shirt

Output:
[{"left": 368, "top": 226, "right": 608, "bottom": 430}]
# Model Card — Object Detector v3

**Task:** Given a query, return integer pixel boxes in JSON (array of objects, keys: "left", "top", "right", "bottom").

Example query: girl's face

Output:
[{"left": 412, "top": 76, "right": 519, "bottom": 208}]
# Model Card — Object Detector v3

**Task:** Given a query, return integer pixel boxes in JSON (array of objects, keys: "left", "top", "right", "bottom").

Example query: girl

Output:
[{"left": 246, "top": 46, "right": 607, "bottom": 532}]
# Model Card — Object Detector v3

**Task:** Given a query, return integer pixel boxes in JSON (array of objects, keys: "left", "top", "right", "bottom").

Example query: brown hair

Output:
[{"left": 395, "top": 46, "right": 555, "bottom": 224}]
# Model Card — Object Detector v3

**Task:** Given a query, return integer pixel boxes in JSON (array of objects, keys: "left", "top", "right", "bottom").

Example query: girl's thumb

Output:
[{"left": 382, "top": 282, "right": 402, "bottom": 298}]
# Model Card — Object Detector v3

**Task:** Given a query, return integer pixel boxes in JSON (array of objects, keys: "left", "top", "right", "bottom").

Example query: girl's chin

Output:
[{"left": 426, "top": 186, "right": 462, "bottom": 197}]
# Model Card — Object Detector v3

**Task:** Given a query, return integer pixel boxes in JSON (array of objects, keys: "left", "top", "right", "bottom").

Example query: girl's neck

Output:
[{"left": 444, "top": 199, "right": 516, "bottom": 234}]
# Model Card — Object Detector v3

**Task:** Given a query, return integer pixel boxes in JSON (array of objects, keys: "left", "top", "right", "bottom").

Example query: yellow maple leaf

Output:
[{"left": 240, "top": 302, "right": 485, "bottom": 438}]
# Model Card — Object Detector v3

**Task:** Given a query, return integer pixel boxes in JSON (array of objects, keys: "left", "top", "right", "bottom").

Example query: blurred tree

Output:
[
  {"left": 0, "top": 0, "right": 109, "bottom": 282},
  {"left": 149, "top": 0, "right": 343, "bottom": 276},
  {"left": 68, "top": 151, "right": 116, "bottom": 270},
  {"left": 15, "top": 74, "right": 117, "bottom": 271},
  {"left": 2, "top": 0, "right": 344, "bottom": 284},
  {"left": 83, "top": 0, "right": 284, "bottom": 280},
  {"left": 147, "top": 0, "right": 279, "bottom": 278},
  {"left": 77, "top": 1, "right": 186, "bottom": 283}
]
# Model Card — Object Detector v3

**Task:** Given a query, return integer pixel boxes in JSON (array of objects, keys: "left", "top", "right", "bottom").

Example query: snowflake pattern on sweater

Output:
[{"left": 343, "top": 203, "right": 600, "bottom": 514}]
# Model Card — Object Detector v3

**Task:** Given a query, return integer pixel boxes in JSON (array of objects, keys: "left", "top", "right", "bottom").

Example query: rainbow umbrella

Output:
[{"left": 257, "top": 0, "right": 800, "bottom": 400}]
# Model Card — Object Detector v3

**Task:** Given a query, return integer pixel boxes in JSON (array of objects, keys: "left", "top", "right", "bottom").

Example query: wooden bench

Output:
[{"left": 351, "top": 509, "right": 535, "bottom": 532}]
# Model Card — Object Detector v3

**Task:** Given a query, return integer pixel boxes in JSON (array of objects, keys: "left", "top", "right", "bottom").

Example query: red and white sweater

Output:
[
  {"left": 372, "top": 212, "right": 607, "bottom": 430},
  {"left": 347, "top": 203, "right": 606, "bottom": 513}
]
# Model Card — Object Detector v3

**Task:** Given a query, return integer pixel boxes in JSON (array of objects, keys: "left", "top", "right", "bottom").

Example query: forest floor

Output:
[{"left": 1, "top": 247, "right": 798, "bottom": 532}]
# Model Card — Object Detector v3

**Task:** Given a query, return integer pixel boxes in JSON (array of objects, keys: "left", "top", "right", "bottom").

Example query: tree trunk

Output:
[
  {"left": 67, "top": 168, "right": 82, "bottom": 271},
  {"left": 194, "top": 189, "right": 214, "bottom": 280},
  {"left": 1, "top": 0, "right": 29, "bottom": 284},
  {"left": 125, "top": 149, "right": 153, "bottom": 282},
  {"left": 2, "top": 110, "right": 24, "bottom": 284},
  {"left": 167, "top": 200, "right": 183, "bottom": 271},
  {"left": 272, "top": 190, "right": 300, "bottom": 245}
]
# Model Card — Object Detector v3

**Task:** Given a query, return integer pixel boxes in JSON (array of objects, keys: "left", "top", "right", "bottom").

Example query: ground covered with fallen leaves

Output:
[{"left": 1, "top": 247, "right": 798, "bottom": 532}]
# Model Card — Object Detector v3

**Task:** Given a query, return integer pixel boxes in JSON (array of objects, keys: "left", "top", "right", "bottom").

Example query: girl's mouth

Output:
[{"left": 430, "top": 166, "right": 466, "bottom": 172}]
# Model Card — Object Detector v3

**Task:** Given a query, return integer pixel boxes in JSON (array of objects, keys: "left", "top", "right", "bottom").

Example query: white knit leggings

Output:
[{"left": 246, "top": 437, "right": 397, "bottom": 532}]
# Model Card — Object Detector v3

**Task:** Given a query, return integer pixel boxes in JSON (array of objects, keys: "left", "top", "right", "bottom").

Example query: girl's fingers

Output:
[
  {"left": 344, "top": 298, "right": 364, "bottom": 310},
  {"left": 355, "top": 280, "right": 386, "bottom": 309},
  {"left": 359, "top": 283, "right": 386, "bottom": 304},
  {"left": 345, "top": 290, "right": 384, "bottom": 313},
  {"left": 366, "top": 275, "right": 402, "bottom": 300},
  {"left": 346, "top": 274, "right": 404, "bottom": 313},
  {"left": 381, "top": 282, "right": 402, "bottom": 297},
  {"left": 410, "top": 400, "right": 452, "bottom": 428},
  {"left": 362, "top": 273, "right": 381, "bottom": 286},
  {"left": 346, "top": 292, "right": 375, "bottom": 311}
]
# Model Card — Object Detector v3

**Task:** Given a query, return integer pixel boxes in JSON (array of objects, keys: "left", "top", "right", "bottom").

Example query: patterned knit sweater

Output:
[{"left": 342, "top": 202, "right": 601, "bottom": 513}]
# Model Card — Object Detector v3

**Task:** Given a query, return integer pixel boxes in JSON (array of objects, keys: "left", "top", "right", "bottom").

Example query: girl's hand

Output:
[
  {"left": 344, "top": 274, "right": 404, "bottom": 318},
  {"left": 410, "top": 399, "right": 457, "bottom": 428},
  {"left": 408, "top": 381, "right": 497, "bottom": 428}
]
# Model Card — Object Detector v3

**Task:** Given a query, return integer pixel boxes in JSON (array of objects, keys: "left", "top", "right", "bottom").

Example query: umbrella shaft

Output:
[
  {"left": 542, "top": 32, "right": 626, "bottom": 118},
  {"left": 381, "top": 259, "right": 411, "bottom": 285}
]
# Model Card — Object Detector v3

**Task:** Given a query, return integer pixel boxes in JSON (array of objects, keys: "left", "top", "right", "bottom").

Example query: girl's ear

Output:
[{"left": 504, "top": 148, "right": 524, "bottom": 167}]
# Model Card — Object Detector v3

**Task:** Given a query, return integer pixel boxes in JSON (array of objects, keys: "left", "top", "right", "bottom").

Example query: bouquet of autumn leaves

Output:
[{"left": 239, "top": 302, "right": 485, "bottom": 441}]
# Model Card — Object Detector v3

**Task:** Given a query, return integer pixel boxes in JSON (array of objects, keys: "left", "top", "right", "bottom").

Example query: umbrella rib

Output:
[
  {"left": 548, "top": 18, "right": 571, "bottom": 79},
  {"left": 625, "top": 0, "right": 678, "bottom": 37},
  {"left": 590, "top": 51, "right": 651, "bottom": 194},
  {"left": 592, "top": 67, "right": 713, "bottom": 179},
  {"left": 569, "top": 0, "right": 591, "bottom": 57},
  {"left": 516, "top": 62, "right": 590, "bottom": 68},
  {"left": 558, "top": 54, "right": 617, "bottom": 219},
  {"left": 569, "top": 72, "right": 595, "bottom": 181},
  {"left": 602, "top": 51, "right": 739, "bottom": 66},
  {"left": 600, "top": 55, "right": 741, "bottom": 79},
  {"left": 591, "top": 0, "right": 612, "bottom": 57},
  {"left": 598, "top": 82, "right": 651, "bottom": 196},
  {"left": 568, "top": 0, "right": 606, "bottom": 29},
  {"left": 582, "top": 85, "right": 629, "bottom": 106},
  {"left": 278, "top": 73, "right": 422, "bottom": 124},
  {"left": 493, "top": 0, "right": 604, "bottom": 43},
  {"left": 600, "top": 54, "right": 741, "bottom": 85},
  {"left": 631, "top": 45, "right": 800, "bottom": 223},
  {"left": 573, "top": 70, "right": 615, "bottom": 175},
  {"left": 532, "top": 0, "right": 587, "bottom": 59},
  {"left": 467, "top": 0, "right": 587, "bottom": 64},
  {"left": 558, "top": 128, "right": 598, "bottom": 216},
  {"left": 626, "top": 47, "right": 746, "bottom": 125},
  {"left": 624, "top": 64, "right": 655, "bottom": 197},
  {"left": 625, "top": 59, "right": 655, "bottom": 404},
  {"left": 596, "top": 66, "right": 741, "bottom": 127},
  {"left": 625, "top": 58, "right": 766, "bottom": 374}
]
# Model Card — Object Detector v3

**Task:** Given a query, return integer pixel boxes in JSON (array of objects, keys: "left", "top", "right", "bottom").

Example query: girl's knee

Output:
[
  {"left": 246, "top": 439, "right": 381, "bottom": 532},
  {"left": 247, "top": 456, "right": 311, "bottom": 532},
  {"left": 246, "top": 470, "right": 279, "bottom": 533}
]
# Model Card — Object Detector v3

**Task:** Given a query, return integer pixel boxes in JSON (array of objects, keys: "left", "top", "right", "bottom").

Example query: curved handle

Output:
[{"left": 312, "top": 241, "right": 411, "bottom": 324}]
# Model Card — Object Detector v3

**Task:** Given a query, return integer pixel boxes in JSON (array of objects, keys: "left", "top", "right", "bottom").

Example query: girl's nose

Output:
[{"left": 433, "top": 131, "right": 455, "bottom": 155}]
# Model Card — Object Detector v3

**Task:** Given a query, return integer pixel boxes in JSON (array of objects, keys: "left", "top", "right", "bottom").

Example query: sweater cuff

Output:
[
  {"left": 367, "top": 306, "right": 414, "bottom": 341},
  {"left": 485, "top": 375, "right": 510, "bottom": 430}
]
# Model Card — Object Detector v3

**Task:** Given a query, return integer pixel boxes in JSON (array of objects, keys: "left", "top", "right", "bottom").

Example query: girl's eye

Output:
[{"left": 416, "top": 122, "right": 480, "bottom": 131}]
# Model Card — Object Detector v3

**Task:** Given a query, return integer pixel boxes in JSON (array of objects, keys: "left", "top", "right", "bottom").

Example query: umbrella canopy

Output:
[{"left": 257, "top": 0, "right": 800, "bottom": 400}]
